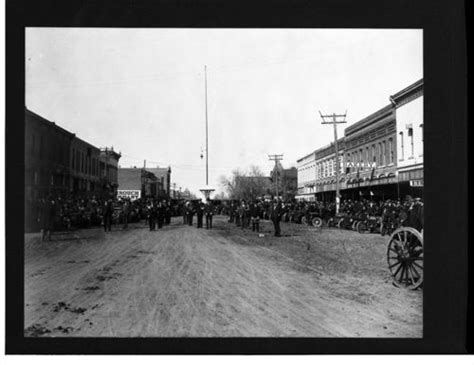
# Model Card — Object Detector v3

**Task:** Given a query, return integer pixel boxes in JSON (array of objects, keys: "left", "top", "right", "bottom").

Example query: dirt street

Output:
[{"left": 24, "top": 216, "right": 422, "bottom": 337}]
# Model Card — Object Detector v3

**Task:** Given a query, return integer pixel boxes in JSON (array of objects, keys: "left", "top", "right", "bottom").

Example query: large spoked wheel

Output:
[
  {"left": 357, "top": 221, "right": 367, "bottom": 233},
  {"left": 312, "top": 217, "right": 323, "bottom": 228},
  {"left": 387, "top": 227, "right": 423, "bottom": 290},
  {"left": 337, "top": 218, "right": 344, "bottom": 229}
]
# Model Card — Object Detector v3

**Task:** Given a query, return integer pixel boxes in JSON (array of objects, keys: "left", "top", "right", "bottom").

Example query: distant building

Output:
[
  {"left": 25, "top": 108, "right": 75, "bottom": 200},
  {"left": 314, "top": 139, "right": 345, "bottom": 201},
  {"left": 70, "top": 137, "right": 101, "bottom": 195},
  {"left": 270, "top": 162, "right": 298, "bottom": 200},
  {"left": 390, "top": 79, "right": 423, "bottom": 198},
  {"left": 144, "top": 166, "right": 172, "bottom": 198},
  {"left": 296, "top": 151, "right": 317, "bottom": 201},
  {"left": 117, "top": 167, "right": 162, "bottom": 200},
  {"left": 99, "top": 147, "right": 121, "bottom": 197}
]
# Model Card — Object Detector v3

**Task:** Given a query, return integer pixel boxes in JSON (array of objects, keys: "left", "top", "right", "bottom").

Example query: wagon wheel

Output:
[
  {"left": 312, "top": 217, "right": 323, "bottom": 228},
  {"left": 357, "top": 221, "right": 367, "bottom": 233},
  {"left": 337, "top": 218, "right": 344, "bottom": 229},
  {"left": 351, "top": 220, "right": 359, "bottom": 231},
  {"left": 387, "top": 227, "right": 423, "bottom": 290}
]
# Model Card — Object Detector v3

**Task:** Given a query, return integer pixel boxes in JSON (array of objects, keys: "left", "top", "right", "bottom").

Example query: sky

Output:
[{"left": 25, "top": 28, "right": 422, "bottom": 196}]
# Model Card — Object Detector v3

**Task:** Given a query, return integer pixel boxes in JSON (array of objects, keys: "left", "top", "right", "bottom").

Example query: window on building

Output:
[
  {"left": 420, "top": 123, "right": 424, "bottom": 142},
  {"left": 366, "top": 147, "right": 369, "bottom": 166},
  {"left": 399, "top": 132, "right": 404, "bottom": 160},
  {"left": 389, "top": 138, "right": 394, "bottom": 164},
  {"left": 382, "top": 140, "right": 386, "bottom": 166},
  {"left": 408, "top": 127, "right": 414, "bottom": 157}
]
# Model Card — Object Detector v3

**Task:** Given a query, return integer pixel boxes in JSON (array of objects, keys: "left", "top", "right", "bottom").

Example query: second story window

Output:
[
  {"left": 399, "top": 132, "right": 404, "bottom": 160},
  {"left": 408, "top": 127, "right": 414, "bottom": 157}
]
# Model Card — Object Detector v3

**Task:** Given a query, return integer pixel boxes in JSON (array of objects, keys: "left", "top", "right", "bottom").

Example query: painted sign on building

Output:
[{"left": 117, "top": 189, "right": 141, "bottom": 201}]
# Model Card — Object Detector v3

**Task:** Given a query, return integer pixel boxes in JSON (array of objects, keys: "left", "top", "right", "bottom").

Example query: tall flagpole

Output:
[{"left": 204, "top": 65, "right": 209, "bottom": 186}]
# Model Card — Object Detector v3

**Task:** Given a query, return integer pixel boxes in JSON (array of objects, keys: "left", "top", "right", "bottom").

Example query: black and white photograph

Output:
[{"left": 22, "top": 27, "right": 426, "bottom": 339}]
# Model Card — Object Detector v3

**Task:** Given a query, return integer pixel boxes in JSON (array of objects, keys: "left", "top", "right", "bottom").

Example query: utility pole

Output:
[
  {"left": 204, "top": 65, "right": 209, "bottom": 186},
  {"left": 319, "top": 111, "right": 347, "bottom": 214},
  {"left": 268, "top": 154, "right": 284, "bottom": 199}
]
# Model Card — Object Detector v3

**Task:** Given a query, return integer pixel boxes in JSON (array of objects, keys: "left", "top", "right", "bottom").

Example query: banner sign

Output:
[
  {"left": 117, "top": 190, "right": 141, "bottom": 200},
  {"left": 409, "top": 180, "right": 423, "bottom": 187}
]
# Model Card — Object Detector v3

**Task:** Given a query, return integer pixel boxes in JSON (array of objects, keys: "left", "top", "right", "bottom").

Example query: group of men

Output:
[
  {"left": 182, "top": 199, "right": 214, "bottom": 229},
  {"left": 145, "top": 198, "right": 173, "bottom": 231},
  {"left": 228, "top": 199, "right": 284, "bottom": 237}
]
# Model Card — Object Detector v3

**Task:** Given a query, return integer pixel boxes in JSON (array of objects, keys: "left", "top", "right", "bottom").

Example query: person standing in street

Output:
[
  {"left": 270, "top": 199, "right": 282, "bottom": 238},
  {"left": 39, "top": 196, "right": 56, "bottom": 241},
  {"left": 187, "top": 201, "right": 194, "bottom": 226},
  {"left": 196, "top": 200, "right": 204, "bottom": 228},
  {"left": 103, "top": 199, "right": 113, "bottom": 233},
  {"left": 122, "top": 198, "right": 130, "bottom": 230},
  {"left": 250, "top": 201, "right": 261, "bottom": 233},
  {"left": 147, "top": 200, "right": 156, "bottom": 231},
  {"left": 205, "top": 198, "right": 213, "bottom": 229},
  {"left": 157, "top": 201, "right": 164, "bottom": 229}
]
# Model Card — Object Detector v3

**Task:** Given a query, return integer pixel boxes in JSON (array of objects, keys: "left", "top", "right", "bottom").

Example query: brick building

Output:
[
  {"left": 117, "top": 167, "right": 162, "bottom": 200},
  {"left": 99, "top": 147, "right": 121, "bottom": 197},
  {"left": 145, "top": 166, "right": 172, "bottom": 198},
  {"left": 25, "top": 108, "right": 75, "bottom": 200},
  {"left": 296, "top": 78, "right": 423, "bottom": 202},
  {"left": 70, "top": 137, "right": 101, "bottom": 195},
  {"left": 344, "top": 104, "right": 398, "bottom": 200}
]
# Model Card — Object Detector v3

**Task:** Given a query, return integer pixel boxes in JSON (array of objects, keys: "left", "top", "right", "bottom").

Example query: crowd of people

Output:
[
  {"left": 221, "top": 195, "right": 424, "bottom": 237},
  {"left": 28, "top": 195, "right": 181, "bottom": 241},
  {"left": 27, "top": 192, "right": 423, "bottom": 242}
]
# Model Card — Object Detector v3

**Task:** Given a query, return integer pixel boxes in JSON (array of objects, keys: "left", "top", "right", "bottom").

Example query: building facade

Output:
[
  {"left": 270, "top": 162, "right": 298, "bottom": 200},
  {"left": 343, "top": 104, "right": 398, "bottom": 199},
  {"left": 391, "top": 79, "right": 424, "bottom": 198},
  {"left": 295, "top": 78, "right": 423, "bottom": 202},
  {"left": 296, "top": 151, "right": 317, "bottom": 201},
  {"left": 314, "top": 139, "right": 345, "bottom": 201},
  {"left": 70, "top": 137, "right": 101, "bottom": 195},
  {"left": 145, "top": 166, "right": 172, "bottom": 198},
  {"left": 25, "top": 108, "right": 75, "bottom": 200},
  {"left": 99, "top": 147, "right": 122, "bottom": 197},
  {"left": 117, "top": 167, "right": 163, "bottom": 200}
]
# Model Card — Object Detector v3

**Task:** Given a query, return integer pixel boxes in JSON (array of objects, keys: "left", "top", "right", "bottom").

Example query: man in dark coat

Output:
[
  {"left": 156, "top": 201, "right": 165, "bottom": 229},
  {"left": 187, "top": 202, "right": 194, "bottom": 226},
  {"left": 205, "top": 198, "right": 213, "bottom": 229},
  {"left": 270, "top": 200, "right": 282, "bottom": 238},
  {"left": 147, "top": 200, "right": 156, "bottom": 231},
  {"left": 103, "top": 199, "right": 113, "bottom": 233},
  {"left": 196, "top": 200, "right": 204, "bottom": 228},
  {"left": 250, "top": 201, "right": 261, "bottom": 232}
]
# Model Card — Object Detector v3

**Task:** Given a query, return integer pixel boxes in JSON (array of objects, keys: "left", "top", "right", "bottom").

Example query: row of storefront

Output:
[
  {"left": 296, "top": 78, "right": 423, "bottom": 202},
  {"left": 25, "top": 108, "right": 122, "bottom": 200}
]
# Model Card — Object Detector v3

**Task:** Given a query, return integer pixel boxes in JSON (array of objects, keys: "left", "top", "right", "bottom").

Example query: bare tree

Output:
[{"left": 220, "top": 166, "right": 271, "bottom": 201}]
